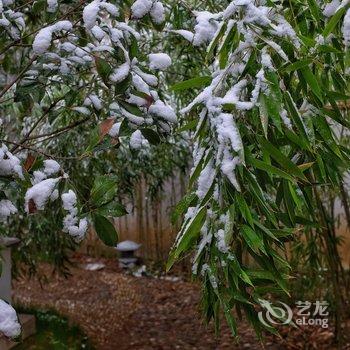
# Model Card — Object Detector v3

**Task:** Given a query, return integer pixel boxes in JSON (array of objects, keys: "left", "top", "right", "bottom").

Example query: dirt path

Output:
[{"left": 13, "top": 257, "right": 348, "bottom": 350}]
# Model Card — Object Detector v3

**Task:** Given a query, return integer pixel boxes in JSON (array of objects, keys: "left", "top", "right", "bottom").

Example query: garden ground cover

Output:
[{"left": 13, "top": 255, "right": 349, "bottom": 350}]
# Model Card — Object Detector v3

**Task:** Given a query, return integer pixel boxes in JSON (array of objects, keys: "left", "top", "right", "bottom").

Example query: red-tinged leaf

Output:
[
  {"left": 145, "top": 95, "right": 154, "bottom": 109},
  {"left": 99, "top": 118, "right": 114, "bottom": 141},
  {"left": 28, "top": 198, "right": 37, "bottom": 214},
  {"left": 23, "top": 153, "right": 36, "bottom": 171}
]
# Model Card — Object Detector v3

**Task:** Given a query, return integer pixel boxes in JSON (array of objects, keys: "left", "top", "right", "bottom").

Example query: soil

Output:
[{"left": 13, "top": 255, "right": 350, "bottom": 350}]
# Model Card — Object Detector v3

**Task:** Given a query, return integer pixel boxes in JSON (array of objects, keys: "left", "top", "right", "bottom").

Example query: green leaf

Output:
[
  {"left": 235, "top": 193, "right": 254, "bottom": 227},
  {"left": 170, "top": 76, "right": 212, "bottom": 92},
  {"left": 322, "top": 6, "right": 347, "bottom": 37},
  {"left": 258, "top": 136, "right": 308, "bottom": 181},
  {"left": 313, "top": 114, "right": 342, "bottom": 158},
  {"left": 282, "top": 59, "right": 313, "bottom": 73},
  {"left": 246, "top": 152, "right": 295, "bottom": 182},
  {"left": 300, "top": 67, "right": 323, "bottom": 103},
  {"left": 140, "top": 128, "right": 160, "bottom": 145},
  {"left": 253, "top": 220, "right": 279, "bottom": 241},
  {"left": 98, "top": 202, "right": 128, "bottom": 217},
  {"left": 167, "top": 206, "right": 206, "bottom": 271},
  {"left": 90, "top": 175, "right": 117, "bottom": 207},
  {"left": 206, "top": 22, "right": 227, "bottom": 62},
  {"left": 241, "top": 225, "right": 266, "bottom": 254},
  {"left": 171, "top": 192, "right": 198, "bottom": 224},
  {"left": 119, "top": 100, "right": 143, "bottom": 116},
  {"left": 93, "top": 214, "right": 118, "bottom": 246},
  {"left": 95, "top": 57, "right": 112, "bottom": 86},
  {"left": 229, "top": 258, "right": 253, "bottom": 286},
  {"left": 307, "top": 0, "right": 321, "bottom": 21}
]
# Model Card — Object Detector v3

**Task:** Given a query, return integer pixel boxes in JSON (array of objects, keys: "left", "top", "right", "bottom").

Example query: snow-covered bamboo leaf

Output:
[{"left": 167, "top": 206, "right": 206, "bottom": 271}]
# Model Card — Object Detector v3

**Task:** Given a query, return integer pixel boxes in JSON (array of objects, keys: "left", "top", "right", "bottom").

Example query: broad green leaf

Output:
[
  {"left": 93, "top": 214, "right": 118, "bottom": 246},
  {"left": 119, "top": 100, "right": 143, "bottom": 116},
  {"left": 90, "top": 175, "right": 117, "bottom": 207},
  {"left": 140, "top": 128, "right": 160, "bottom": 145},
  {"left": 98, "top": 202, "right": 128, "bottom": 217}
]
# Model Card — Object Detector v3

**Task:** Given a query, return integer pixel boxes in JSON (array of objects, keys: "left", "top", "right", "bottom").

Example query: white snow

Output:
[
  {"left": 148, "top": 53, "right": 171, "bottom": 70},
  {"left": 323, "top": 0, "right": 341, "bottom": 17},
  {"left": 216, "top": 229, "right": 228, "bottom": 253},
  {"left": 43, "top": 159, "right": 60, "bottom": 175},
  {"left": 62, "top": 190, "right": 88, "bottom": 241},
  {"left": 91, "top": 25, "right": 105, "bottom": 40},
  {"left": 47, "top": 0, "right": 58, "bottom": 12},
  {"left": 216, "top": 113, "right": 243, "bottom": 154},
  {"left": 83, "top": 0, "right": 100, "bottom": 29},
  {"left": 131, "top": 0, "right": 153, "bottom": 19},
  {"left": 62, "top": 190, "right": 77, "bottom": 212},
  {"left": 85, "top": 94, "right": 102, "bottom": 110},
  {"left": 193, "top": 11, "right": 219, "bottom": 46},
  {"left": 100, "top": 2, "right": 119, "bottom": 16},
  {"left": 150, "top": 1, "right": 165, "bottom": 24},
  {"left": 133, "top": 67, "right": 158, "bottom": 86},
  {"left": 116, "top": 240, "right": 141, "bottom": 251},
  {"left": 130, "top": 130, "right": 148, "bottom": 149},
  {"left": 171, "top": 29, "right": 194, "bottom": 42},
  {"left": 72, "top": 106, "right": 91, "bottom": 115},
  {"left": 0, "top": 200, "right": 17, "bottom": 222},
  {"left": 31, "top": 159, "right": 61, "bottom": 184},
  {"left": 196, "top": 159, "right": 215, "bottom": 199},
  {"left": 0, "top": 145, "right": 23, "bottom": 178},
  {"left": 121, "top": 108, "right": 145, "bottom": 125},
  {"left": 342, "top": 8, "right": 350, "bottom": 47},
  {"left": 110, "top": 62, "right": 130, "bottom": 83},
  {"left": 33, "top": 21, "right": 72, "bottom": 54},
  {"left": 148, "top": 100, "right": 177, "bottom": 123},
  {"left": 84, "top": 262, "right": 105, "bottom": 271},
  {"left": 0, "top": 300, "right": 21, "bottom": 338},
  {"left": 60, "top": 42, "right": 76, "bottom": 52},
  {"left": 25, "top": 178, "right": 60, "bottom": 212},
  {"left": 108, "top": 122, "right": 121, "bottom": 137}
]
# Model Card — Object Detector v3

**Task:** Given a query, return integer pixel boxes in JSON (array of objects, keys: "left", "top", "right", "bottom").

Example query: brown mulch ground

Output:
[{"left": 13, "top": 256, "right": 350, "bottom": 350}]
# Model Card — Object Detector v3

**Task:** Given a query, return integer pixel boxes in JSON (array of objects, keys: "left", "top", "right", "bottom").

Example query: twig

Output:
[
  {"left": 25, "top": 116, "right": 90, "bottom": 142},
  {"left": 0, "top": 56, "right": 36, "bottom": 100},
  {"left": 2, "top": 139, "right": 84, "bottom": 160}
]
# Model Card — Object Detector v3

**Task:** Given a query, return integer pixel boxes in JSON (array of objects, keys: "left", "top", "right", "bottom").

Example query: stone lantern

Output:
[{"left": 115, "top": 240, "right": 141, "bottom": 268}]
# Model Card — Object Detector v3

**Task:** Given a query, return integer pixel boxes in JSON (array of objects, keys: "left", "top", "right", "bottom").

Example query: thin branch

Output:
[
  {"left": 2, "top": 139, "right": 84, "bottom": 160},
  {"left": 10, "top": 93, "right": 71, "bottom": 152},
  {"left": 0, "top": 56, "right": 36, "bottom": 100},
  {"left": 25, "top": 116, "right": 90, "bottom": 142}
]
